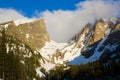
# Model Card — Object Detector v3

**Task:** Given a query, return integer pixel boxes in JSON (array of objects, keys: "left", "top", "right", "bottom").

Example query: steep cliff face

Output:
[
  {"left": 74, "top": 23, "right": 90, "bottom": 48},
  {"left": 99, "top": 18, "right": 120, "bottom": 60},
  {"left": 1, "top": 19, "right": 50, "bottom": 50},
  {"left": 88, "top": 19, "right": 108, "bottom": 45},
  {"left": 74, "top": 19, "right": 111, "bottom": 57},
  {"left": 69, "top": 18, "right": 120, "bottom": 65}
]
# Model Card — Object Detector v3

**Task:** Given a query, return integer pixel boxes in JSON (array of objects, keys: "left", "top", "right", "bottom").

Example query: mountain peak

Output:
[
  {"left": 0, "top": 18, "right": 120, "bottom": 79},
  {"left": 0, "top": 19, "right": 50, "bottom": 50}
]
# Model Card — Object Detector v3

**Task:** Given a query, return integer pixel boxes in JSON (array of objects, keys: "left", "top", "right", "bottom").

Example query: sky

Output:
[
  {"left": 0, "top": 0, "right": 84, "bottom": 17},
  {"left": 0, "top": 0, "right": 120, "bottom": 42}
]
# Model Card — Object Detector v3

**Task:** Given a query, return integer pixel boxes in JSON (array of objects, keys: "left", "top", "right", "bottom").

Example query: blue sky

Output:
[{"left": 0, "top": 0, "right": 84, "bottom": 17}]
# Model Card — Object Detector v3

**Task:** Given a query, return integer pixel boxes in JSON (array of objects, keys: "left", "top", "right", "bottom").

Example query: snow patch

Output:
[
  {"left": 63, "top": 66, "right": 70, "bottom": 70},
  {"left": 4, "top": 23, "right": 10, "bottom": 29},
  {"left": 41, "top": 62, "right": 56, "bottom": 72},
  {"left": 26, "top": 34, "right": 30, "bottom": 39},
  {"left": 33, "top": 78, "right": 36, "bottom": 80},
  {"left": 23, "top": 52, "right": 32, "bottom": 58},
  {"left": 39, "top": 40, "right": 67, "bottom": 60},
  {"left": 116, "top": 59, "right": 120, "bottom": 63},
  {"left": 14, "top": 19, "right": 37, "bottom": 26},
  {"left": 95, "top": 28, "right": 110, "bottom": 52},
  {"left": 110, "top": 54, "right": 116, "bottom": 58},
  {"left": 63, "top": 46, "right": 81, "bottom": 62},
  {"left": 36, "top": 67, "right": 45, "bottom": 77},
  {"left": 20, "top": 60, "right": 25, "bottom": 65},
  {"left": 105, "top": 44, "right": 118, "bottom": 52},
  {"left": 0, "top": 78, "right": 3, "bottom": 80}
]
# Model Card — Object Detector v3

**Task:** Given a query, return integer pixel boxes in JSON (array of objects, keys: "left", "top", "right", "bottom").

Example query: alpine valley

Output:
[{"left": 0, "top": 18, "right": 120, "bottom": 80}]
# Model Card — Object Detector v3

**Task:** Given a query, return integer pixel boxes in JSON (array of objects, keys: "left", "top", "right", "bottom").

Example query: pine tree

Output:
[{"left": 0, "top": 27, "right": 8, "bottom": 79}]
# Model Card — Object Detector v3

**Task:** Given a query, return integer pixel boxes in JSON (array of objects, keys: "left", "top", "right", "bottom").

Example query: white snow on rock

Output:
[
  {"left": 105, "top": 44, "right": 118, "bottom": 52},
  {"left": 39, "top": 39, "right": 85, "bottom": 65},
  {"left": 111, "top": 54, "right": 116, "bottom": 58},
  {"left": 39, "top": 40, "right": 67, "bottom": 59},
  {"left": 37, "top": 40, "right": 85, "bottom": 72},
  {"left": 14, "top": 19, "right": 37, "bottom": 26},
  {"left": 41, "top": 62, "right": 56, "bottom": 72},
  {"left": 20, "top": 60, "right": 25, "bottom": 65},
  {"left": 62, "top": 44, "right": 81, "bottom": 62},
  {"left": 116, "top": 59, "right": 120, "bottom": 63},
  {"left": 4, "top": 23, "right": 10, "bottom": 29},
  {"left": 26, "top": 34, "right": 30, "bottom": 39},
  {"left": 0, "top": 78, "right": 3, "bottom": 80},
  {"left": 36, "top": 67, "right": 45, "bottom": 77}
]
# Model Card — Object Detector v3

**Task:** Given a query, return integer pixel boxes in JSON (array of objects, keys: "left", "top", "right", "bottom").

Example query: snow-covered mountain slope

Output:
[
  {"left": 0, "top": 18, "right": 120, "bottom": 79},
  {"left": 39, "top": 40, "right": 82, "bottom": 64}
]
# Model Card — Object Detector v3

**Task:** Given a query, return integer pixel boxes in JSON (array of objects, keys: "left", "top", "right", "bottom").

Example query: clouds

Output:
[
  {"left": 39, "top": 0, "right": 120, "bottom": 42},
  {"left": 0, "top": 0, "right": 120, "bottom": 42},
  {"left": 76, "top": 0, "right": 120, "bottom": 19},
  {"left": 0, "top": 8, "right": 27, "bottom": 23}
]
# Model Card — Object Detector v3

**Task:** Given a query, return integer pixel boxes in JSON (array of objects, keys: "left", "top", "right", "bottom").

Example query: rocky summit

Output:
[
  {"left": 0, "top": 18, "right": 120, "bottom": 80},
  {"left": 0, "top": 19, "right": 50, "bottom": 50}
]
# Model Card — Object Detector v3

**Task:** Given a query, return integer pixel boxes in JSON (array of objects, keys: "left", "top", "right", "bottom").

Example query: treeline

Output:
[
  {"left": 0, "top": 28, "right": 28, "bottom": 80},
  {"left": 0, "top": 28, "right": 43, "bottom": 80},
  {"left": 42, "top": 60, "right": 120, "bottom": 80}
]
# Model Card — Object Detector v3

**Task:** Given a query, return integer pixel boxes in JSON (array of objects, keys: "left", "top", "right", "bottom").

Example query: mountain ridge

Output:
[{"left": 0, "top": 18, "right": 120, "bottom": 80}]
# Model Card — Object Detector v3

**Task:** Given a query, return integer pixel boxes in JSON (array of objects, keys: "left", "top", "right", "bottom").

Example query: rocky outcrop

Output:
[
  {"left": 1, "top": 19, "right": 50, "bottom": 50},
  {"left": 87, "top": 19, "right": 108, "bottom": 46},
  {"left": 74, "top": 19, "right": 108, "bottom": 57},
  {"left": 79, "top": 18, "right": 120, "bottom": 58},
  {"left": 75, "top": 23, "right": 90, "bottom": 48},
  {"left": 74, "top": 18, "right": 120, "bottom": 58},
  {"left": 112, "top": 18, "right": 120, "bottom": 32},
  {"left": 0, "top": 19, "right": 50, "bottom": 79}
]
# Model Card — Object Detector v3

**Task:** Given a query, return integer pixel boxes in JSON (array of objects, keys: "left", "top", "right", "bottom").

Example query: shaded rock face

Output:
[
  {"left": 99, "top": 19, "right": 120, "bottom": 60},
  {"left": 1, "top": 19, "right": 50, "bottom": 50},
  {"left": 112, "top": 18, "right": 120, "bottom": 32},
  {"left": 100, "top": 30, "right": 120, "bottom": 59}
]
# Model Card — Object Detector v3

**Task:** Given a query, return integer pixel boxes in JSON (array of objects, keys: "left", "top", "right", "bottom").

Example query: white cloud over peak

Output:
[
  {"left": 39, "top": 0, "right": 120, "bottom": 42},
  {"left": 0, "top": 0, "right": 120, "bottom": 42},
  {"left": 0, "top": 8, "right": 27, "bottom": 23}
]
